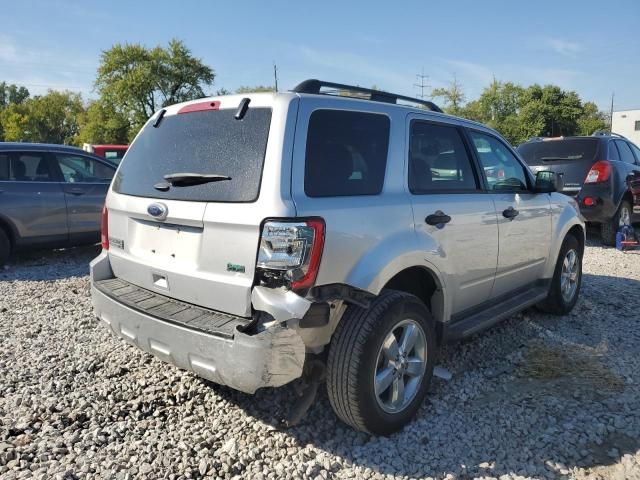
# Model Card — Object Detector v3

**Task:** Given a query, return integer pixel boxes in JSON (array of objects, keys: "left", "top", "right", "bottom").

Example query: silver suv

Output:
[{"left": 91, "top": 80, "right": 584, "bottom": 434}]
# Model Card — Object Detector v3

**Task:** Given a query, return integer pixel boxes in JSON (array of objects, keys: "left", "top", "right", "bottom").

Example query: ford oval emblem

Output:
[{"left": 147, "top": 202, "right": 168, "bottom": 221}]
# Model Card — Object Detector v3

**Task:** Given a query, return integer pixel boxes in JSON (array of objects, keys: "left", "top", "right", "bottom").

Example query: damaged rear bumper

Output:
[{"left": 90, "top": 252, "right": 308, "bottom": 394}]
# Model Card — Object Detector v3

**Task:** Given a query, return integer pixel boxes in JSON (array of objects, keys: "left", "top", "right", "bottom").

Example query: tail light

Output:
[
  {"left": 257, "top": 219, "right": 325, "bottom": 290},
  {"left": 101, "top": 205, "right": 109, "bottom": 250},
  {"left": 584, "top": 160, "right": 611, "bottom": 184}
]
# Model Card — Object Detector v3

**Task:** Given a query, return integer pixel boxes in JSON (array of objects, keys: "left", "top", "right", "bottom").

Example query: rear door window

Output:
[
  {"left": 1, "top": 152, "right": 54, "bottom": 182},
  {"left": 409, "top": 121, "right": 478, "bottom": 193},
  {"left": 113, "top": 107, "right": 272, "bottom": 202},
  {"left": 304, "top": 110, "right": 390, "bottom": 197},
  {"left": 0, "top": 154, "right": 9, "bottom": 180},
  {"left": 630, "top": 143, "right": 640, "bottom": 163},
  {"left": 615, "top": 140, "right": 636, "bottom": 164},
  {"left": 608, "top": 142, "right": 621, "bottom": 161}
]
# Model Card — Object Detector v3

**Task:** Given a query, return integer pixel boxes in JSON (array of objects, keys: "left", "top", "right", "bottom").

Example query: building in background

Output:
[{"left": 612, "top": 109, "right": 640, "bottom": 145}]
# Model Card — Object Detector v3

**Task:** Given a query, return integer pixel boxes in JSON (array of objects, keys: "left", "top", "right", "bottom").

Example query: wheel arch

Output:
[
  {"left": 381, "top": 265, "right": 446, "bottom": 345},
  {"left": 545, "top": 207, "right": 585, "bottom": 278},
  {"left": 0, "top": 213, "right": 18, "bottom": 249}
]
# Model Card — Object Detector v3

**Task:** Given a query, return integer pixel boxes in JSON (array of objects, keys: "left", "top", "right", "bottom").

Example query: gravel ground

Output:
[{"left": 1, "top": 236, "right": 639, "bottom": 480}]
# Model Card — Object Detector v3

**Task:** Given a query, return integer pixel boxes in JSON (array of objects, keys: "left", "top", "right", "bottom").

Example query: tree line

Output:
[
  {"left": 431, "top": 76, "right": 607, "bottom": 144},
  {"left": 0, "top": 39, "right": 605, "bottom": 146},
  {"left": 0, "top": 39, "right": 275, "bottom": 146}
]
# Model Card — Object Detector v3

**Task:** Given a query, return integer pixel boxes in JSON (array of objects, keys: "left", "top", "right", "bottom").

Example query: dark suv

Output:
[
  {"left": 0, "top": 143, "right": 116, "bottom": 265},
  {"left": 518, "top": 132, "right": 640, "bottom": 245}
]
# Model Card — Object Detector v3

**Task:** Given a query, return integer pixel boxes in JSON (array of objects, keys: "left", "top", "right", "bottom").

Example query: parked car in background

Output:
[
  {"left": 0, "top": 143, "right": 116, "bottom": 265},
  {"left": 518, "top": 132, "right": 640, "bottom": 245},
  {"left": 91, "top": 80, "right": 584, "bottom": 435},
  {"left": 82, "top": 143, "right": 128, "bottom": 164}
]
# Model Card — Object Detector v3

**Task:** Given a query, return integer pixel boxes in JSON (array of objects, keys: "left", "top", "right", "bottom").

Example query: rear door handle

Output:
[
  {"left": 425, "top": 210, "right": 452, "bottom": 226},
  {"left": 502, "top": 207, "right": 519, "bottom": 220}
]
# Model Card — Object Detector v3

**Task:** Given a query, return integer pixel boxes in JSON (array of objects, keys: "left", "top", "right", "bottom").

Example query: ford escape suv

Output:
[{"left": 91, "top": 80, "right": 585, "bottom": 435}]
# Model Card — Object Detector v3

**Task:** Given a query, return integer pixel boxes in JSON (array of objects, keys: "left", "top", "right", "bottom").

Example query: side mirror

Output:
[{"left": 534, "top": 170, "right": 563, "bottom": 193}]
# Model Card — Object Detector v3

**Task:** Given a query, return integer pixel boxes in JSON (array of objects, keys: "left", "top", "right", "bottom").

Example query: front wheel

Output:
[
  {"left": 537, "top": 234, "right": 582, "bottom": 315},
  {"left": 326, "top": 290, "right": 436, "bottom": 435}
]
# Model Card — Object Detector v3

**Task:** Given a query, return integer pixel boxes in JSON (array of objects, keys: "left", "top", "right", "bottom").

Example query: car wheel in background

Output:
[
  {"left": 601, "top": 200, "right": 632, "bottom": 246},
  {"left": 537, "top": 234, "right": 582, "bottom": 315},
  {"left": 0, "top": 228, "right": 11, "bottom": 266},
  {"left": 326, "top": 290, "right": 437, "bottom": 435}
]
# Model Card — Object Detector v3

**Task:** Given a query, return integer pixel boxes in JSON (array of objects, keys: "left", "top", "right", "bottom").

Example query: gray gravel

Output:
[{"left": 1, "top": 237, "right": 639, "bottom": 480}]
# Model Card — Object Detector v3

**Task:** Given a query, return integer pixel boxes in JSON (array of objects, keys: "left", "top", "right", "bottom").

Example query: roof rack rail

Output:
[
  {"left": 292, "top": 79, "right": 443, "bottom": 113},
  {"left": 592, "top": 130, "right": 628, "bottom": 140}
]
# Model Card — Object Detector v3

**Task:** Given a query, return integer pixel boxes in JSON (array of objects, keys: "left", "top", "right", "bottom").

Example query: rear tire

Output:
[
  {"left": 0, "top": 228, "right": 10, "bottom": 267},
  {"left": 601, "top": 200, "right": 632, "bottom": 246},
  {"left": 326, "top": 290, "right": 437, "bottom": 435},
  {"left": 537, "top": 234, "right": 582, "bottom": 315}
]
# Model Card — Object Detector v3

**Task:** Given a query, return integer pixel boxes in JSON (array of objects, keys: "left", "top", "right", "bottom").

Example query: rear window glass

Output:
[
  {"left": 517, "top": 138, "right": 598, "bottom": 165},
  {"left": 113, "top": 107, "right": 272, "bottom": 202},
  {"left": 304, "top": 110, "right": 390, "bottom": 197},
  {"left": 0, "top": 152, "right": 54, "bottom": 182}
]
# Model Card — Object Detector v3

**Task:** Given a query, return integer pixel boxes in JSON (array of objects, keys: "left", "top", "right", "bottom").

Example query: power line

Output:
[{"left": 414, "top": 67, "right": 430, "bottom": 99}]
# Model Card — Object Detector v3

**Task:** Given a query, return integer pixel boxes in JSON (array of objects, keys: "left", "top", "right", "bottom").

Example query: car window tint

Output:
[
  {"left": 56, "top": 154, "right": 114, "bottom": 183},
  {"left": 4, "top": 153, "right": 54, "bottom": 182},
  {"left": 304, "top": 110, "right": 390, "bottom": 197},
  {"left": 608, "top": 142, "right": 620, "bottom": 161},
  {"left": 615, "top": 141, "right": 636, "bottom": 164},
  {"left": 0, "top": 154, "right": 10, "bottom": 180},
  {"left": 469, "top": 131, "right": 529, "bottom": 191},
  {"left": 113, "top": 108, "right": 271, "bottom": 202},
  {"left": 408, "top": 122, "right": 478, "bottom": 193}
]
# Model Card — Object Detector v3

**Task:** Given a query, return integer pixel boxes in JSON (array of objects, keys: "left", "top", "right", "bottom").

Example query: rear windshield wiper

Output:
[{"left": 160, "top": 172, "right": 232, "bottom": 188}]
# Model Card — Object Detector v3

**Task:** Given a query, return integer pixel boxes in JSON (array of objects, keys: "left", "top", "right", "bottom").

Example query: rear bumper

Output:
[
  {"left": 575, "top": 187, "right": 618, "bottom": 223},
  {"left": 90, "top": 252, "right": 306, "bottom": 393}
]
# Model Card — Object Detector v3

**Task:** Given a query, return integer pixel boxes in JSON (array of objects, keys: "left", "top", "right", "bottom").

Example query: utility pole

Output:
[
  {"left": 414, "top": 67, "right": 430, "bottom": 99},
  {"left": 609, "top": 92, "right": 614, "bottom": 131},
  {"left": 273, "top": 62, "right": 279, "bottom": 92}
]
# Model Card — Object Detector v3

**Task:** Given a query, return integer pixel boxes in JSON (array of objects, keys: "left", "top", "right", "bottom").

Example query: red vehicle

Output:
[{"left": 82, "top": 144, "right": 128, "bottom": 163}]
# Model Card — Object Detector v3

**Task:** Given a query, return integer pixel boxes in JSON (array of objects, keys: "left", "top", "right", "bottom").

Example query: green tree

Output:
[
  {"left": 0, "top": 82, "right": 30, "bottom": 108},
  {"left": 235, "top": 85, "right": 275, "bottom": 94},
  {"left": 0, "top": 90, "right": 84, "bottom": 144},
  {"left": 0, "top": 82, "right": 30, "bottom": 140},
  {"left": 577, "top": 101, "right": 607, "bottom": 136},
  {"left": 431, "top": 75, "right": 465, "bottom": 115},
  {"left": 77, "top": 99, "right": 130, "bottom": 145},
  {"left": 95, "top": 39, "right": 215, "bottom": 138}
]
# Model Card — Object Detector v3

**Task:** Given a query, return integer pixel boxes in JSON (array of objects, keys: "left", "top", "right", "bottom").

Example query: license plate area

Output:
[{"left": 128, "top": 218, "right": 203, "bottom": 266}]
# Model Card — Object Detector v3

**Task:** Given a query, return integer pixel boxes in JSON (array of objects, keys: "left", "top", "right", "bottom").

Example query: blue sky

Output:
[{"left": 1, "top": 0, "right": 639, "bottom": 111}]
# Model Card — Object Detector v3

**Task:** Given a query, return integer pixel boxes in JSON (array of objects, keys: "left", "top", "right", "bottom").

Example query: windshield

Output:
[
  {"left": 517, "top": 138, "right": 598, "bottom": 165},
  {"left": 113, "top": 107, "right": 272, "bottom": 202}
]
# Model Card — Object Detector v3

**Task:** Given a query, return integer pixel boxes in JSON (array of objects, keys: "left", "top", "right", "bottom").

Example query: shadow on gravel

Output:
[
  {"left": 0, "top": 244, "right": 100, "bottom": 282},
  {"left": 201, "top": 272, "right": 640, "bottom": 479}
]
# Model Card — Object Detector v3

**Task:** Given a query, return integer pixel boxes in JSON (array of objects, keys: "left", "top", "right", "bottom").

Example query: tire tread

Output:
[{"left": 326, "top": 290, "right": 409, "bottom": 433}]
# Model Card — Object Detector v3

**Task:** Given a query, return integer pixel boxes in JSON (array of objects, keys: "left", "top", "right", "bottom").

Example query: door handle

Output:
[
  {"left": 502, "top": 206, "right": 519, "bottom": 220},
  {"left": 425, "top": 210, "right": 452, "bottom": 226},
  {"left": 67, "top": 188, "right": 85, "bottom": 195}
]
